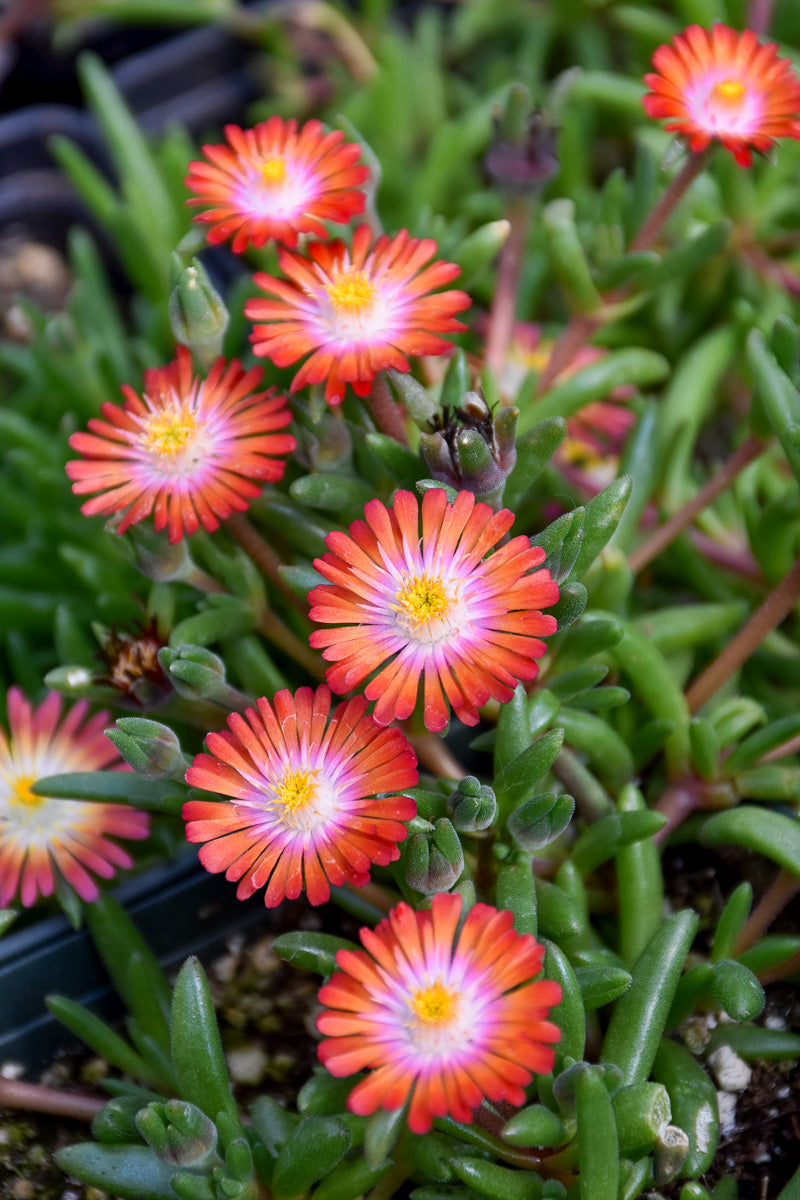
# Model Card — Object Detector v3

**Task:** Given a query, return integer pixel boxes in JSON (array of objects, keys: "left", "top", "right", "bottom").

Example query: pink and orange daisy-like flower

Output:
[
  {"left": 66, "top": 346, "right": 296, "bottom": 544},
  {"left": 308, "top": 488, "right": 559, "bottom": 733},
  {"left": 0, "top": 689, "right": 149, "bottom": 907},
  {"left": 642, "top": 23, "right": 800, "bottom": 166},
  {"left": 245, "top": 224, "right": 471, "bottom": 405},
  {"left": 184, "top": 117, "right": 369, "bottom": 253},
  {"left": 183, "top": 687, "right": 418, "bottom": 908},
  {"left": 317, "top": 891, "right": 562, "bottom": 1134}
]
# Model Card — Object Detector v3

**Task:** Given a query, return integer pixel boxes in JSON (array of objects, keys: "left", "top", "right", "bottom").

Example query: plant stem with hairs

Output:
[{"left": 226, "top": 511, "right": 306, "bottom": 614}]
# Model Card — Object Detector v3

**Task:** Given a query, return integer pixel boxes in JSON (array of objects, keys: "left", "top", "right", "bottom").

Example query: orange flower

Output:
[
  {"left": 0, "top": 690, "right": 149, "bottom": 907},
  {"left": 184, "top": 687, "right": 417, "bottom": 908},
  {"left": 318, "top": 892, "right": 562, "bottom": 1134},
  {"left": 246, "top": 225, "right": 470, "bottom": 405},
  {"left": 185, "top": 117, "right": 369, "bottom": 252},
  {"left": 309, "top": 489, "right": 559, "bottom": 732},
  {"left": 643, "top": 24, "right": 800, "bottom": 166},
  {"left": 67, "top": 347, "right": 295, "bottom": 544}
]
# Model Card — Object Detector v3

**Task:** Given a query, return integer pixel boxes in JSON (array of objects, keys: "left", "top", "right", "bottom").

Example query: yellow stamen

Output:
[
  {"left": 274, "top": 766, "right": 318, "bottom": 812},
  {"left": 326, "top": 269, "right": 376, "bottom": 314},
  {"left": 394, "top": 573, "right": 451, "bottom": 629},
  {"left": 9, "top": 774, "right": 42, "bottom": 808},
  {"left": 712, "top": 78, "right": 746, "bottom": 105},
  {"left": 524, "top": 346, "right": 552, "bottom": 371},
  {"left": 411, "top": 979, "right": 458, "bottom": 1026},
  {"left": 260, "top": 157, "right": 287, "bottom": 185},
  {"left": 144, "top": 408, "right": 197, "bottom": 458}
]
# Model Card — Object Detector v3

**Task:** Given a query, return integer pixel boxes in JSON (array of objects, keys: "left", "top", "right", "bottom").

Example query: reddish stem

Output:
[
  {"left": 761, "top": 732, "right": 800, "bottom": 763},
  {"left": 653, "top": 778, "right": 704, "bottom": 846},
  {"left": 733, "top": 867, "right": 800, "bottom": 956},
  {"left": 628, "top": 434, "right": 765, "bottom": 574},
  {"left": 484, "top": 196, "right": 534, "bottom": 390},
  {"left": 536, "top": 149, "right": 711, "bottom": 396},
  {"left": 407, "top": 732, "right": 468, "bottom": 781},
  {"left": 686, "top": 555, "right": 800, "bottom": 714},
  {"left": 226, "top": 512, "right": 305, "bottom": 614},
  {"left": 0, "top": 1076, "right": 103, "bottom": 1121},
  {"left": 628, "top": 149, "right": 711, "bottom": 253},
  {"left": 747, "top": 0, "right": 775, "bottom": 35}
]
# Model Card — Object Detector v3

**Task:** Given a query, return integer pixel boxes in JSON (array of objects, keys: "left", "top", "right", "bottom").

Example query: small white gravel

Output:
[
  {"left": 225, "top": 1045, "right": 269, "bottom": 1085},
  {"left": 708, "top": 1045, "right": 752, "bottom": 1092}
]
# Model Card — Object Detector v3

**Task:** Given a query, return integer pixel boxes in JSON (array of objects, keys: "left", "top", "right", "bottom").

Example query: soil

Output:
[
  {"left": 3, "top": 901, "right": 800, "bottom": 1200},
  {"left": 0, "top": 915, "right": 326, "bottom": 1199}
]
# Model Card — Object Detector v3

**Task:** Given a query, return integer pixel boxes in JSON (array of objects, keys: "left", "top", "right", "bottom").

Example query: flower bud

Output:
[
  {"left": 168, "top": 257, "right": 229, "bottom": 369},
  {"left": 105, "top": 717, "right": 187, "bottom": 781},
  {"left": 114, "top": 518, "right": 195, "bottom": 583},
  {"left": 294, "top": 410, "right": 353, "bottom": 473},
  {"left": 508, "top": 792, "right": 575, "bottom": 851},
  {"left": 135, "top": 1099, "right": 218, "bottom": 1167},
  {"left": 405, "top": 817, "right": 464, "bottom": 895},
  {"left": 158, "top": 644, "right": 232, "bottom": 703},
  {"left": 447, "top": 776, "right": 497, "bottom": 832},
  {"left": 421, "top": 398, "right": 519, "bottom": 509},
  {"left": 484, "top": 89, "right": 558, "bottom": 194}
]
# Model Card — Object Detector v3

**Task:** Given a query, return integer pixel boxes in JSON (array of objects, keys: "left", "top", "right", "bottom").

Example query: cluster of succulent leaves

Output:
[{"left": 3, "top": 0, "right": 800, "bottom": 1198}]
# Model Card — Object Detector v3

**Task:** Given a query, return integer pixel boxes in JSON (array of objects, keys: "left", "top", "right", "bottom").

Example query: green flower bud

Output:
[
  {"left": 508, "top": 793, "right": 575, "bottom": 851},
  {"left": 158, "top": 643, "right": 240, "bottom": 704},
  {"left": 114, "top": 518, "right": 195, "bottom": 583},
  {"left": 405, "top": 817, "right": 464, "bottom": 895},
  {"left": 105, "top": 717, "right": 187, "bottom": 781},
  {"left": 169, "top": 257, "right": 229, "bottom": 370},
  {"left": 448, "top": 776, "right": 497, "bottom": 832},
  {"left": 135, "top": 1099, "right": 218, "bottom": 1167}
]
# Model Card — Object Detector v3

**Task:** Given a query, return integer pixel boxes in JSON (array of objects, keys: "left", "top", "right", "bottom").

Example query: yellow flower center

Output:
[
  {"left": 260, "top": 157, "right": 287, "bottom": 185},
  {"left": 9, "top": 774, "right": 42, "bottom": 808},
  {"left": 394, "top": 573, "right": 451, "bottom": 630},
  {"left": 326, "top": 269, "right": 376, "bottom": 315},
  {"left": 274, "top": 766, "right": 318, "bottom": 812},
  {"left": 712, "top": 78, "right": 746, "bottom": 106},
  {"left": 144, "top": 408, "right": 197, "bottom": 458},
  {"left": 411, "top": 979, "right": 458, "bottom": 1026}
]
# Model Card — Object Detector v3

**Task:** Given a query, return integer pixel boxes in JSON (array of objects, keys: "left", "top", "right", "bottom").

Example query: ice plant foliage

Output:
[
  {"left": 308, "top": 488, "right": 559, "bottom": 731},
  {"left": 183, "top": 687, "right": 418, "bottom": 908},
  {"left": 66, "top": 346, "right": 296, "bottom": 544},
  {"left": 317, "top": 892, "right": 562, "bottom": 1134},
  {"left": 642, "top": 23, "right": 800, "bottom": 166},
  {"left": 246, "top": 224, "right": 471, "bottom": 404},
  {"left": 0, "top": 689, "right": 149, "bottom": 907},
  {"left": 184, "top": 117, "right": 369, "bottom": 253}
]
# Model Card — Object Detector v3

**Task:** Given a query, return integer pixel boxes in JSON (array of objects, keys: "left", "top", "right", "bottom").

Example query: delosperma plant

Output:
[{"left": 3, "top": 1, "right": 800, "bottom": 1197}]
